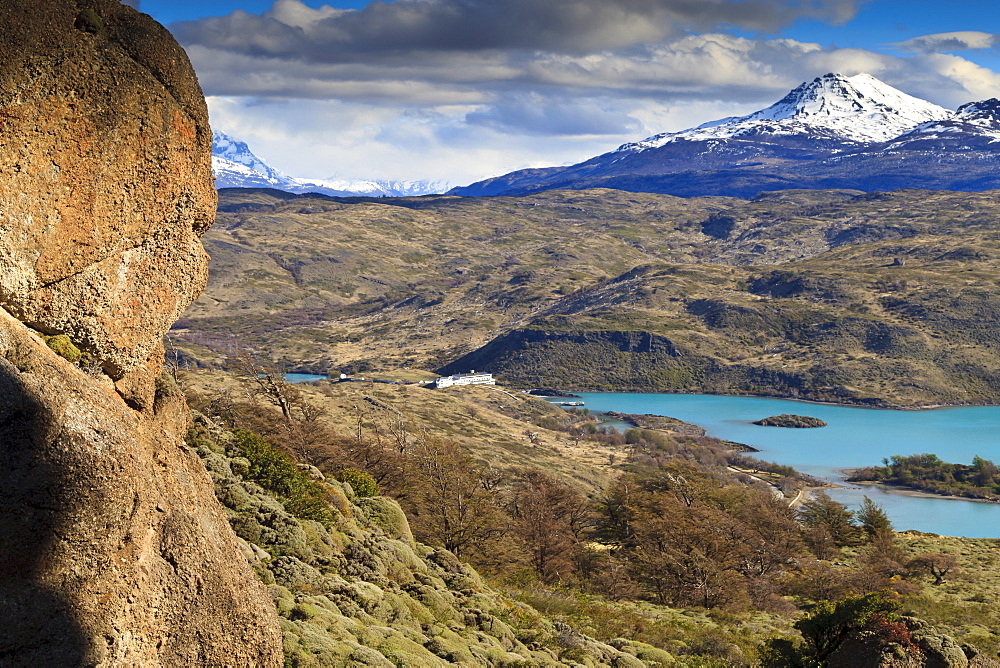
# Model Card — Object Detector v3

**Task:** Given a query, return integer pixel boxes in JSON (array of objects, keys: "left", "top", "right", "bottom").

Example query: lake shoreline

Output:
[
  {"left": 526, "top": 387, "right": 982, "bottom": 412},
  {"left": 568, "top": 390, "right": 1000, "bottom": 537}
]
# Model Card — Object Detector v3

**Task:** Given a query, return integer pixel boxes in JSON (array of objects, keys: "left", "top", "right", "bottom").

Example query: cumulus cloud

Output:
[
  {"left": 893, "top": 31, "right": 1000, "bottom": 54},
  {"left": 121, "top": 0, "right": 140, "bottom": 8}
]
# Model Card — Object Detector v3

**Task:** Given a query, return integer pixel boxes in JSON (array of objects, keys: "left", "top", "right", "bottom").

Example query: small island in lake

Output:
[{"left": 753, "top": 414, "right": 827, "bottom": 428}]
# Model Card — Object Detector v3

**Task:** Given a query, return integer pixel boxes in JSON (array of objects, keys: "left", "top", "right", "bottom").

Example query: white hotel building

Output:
[{"left": 433, "top": 371, "right": 496, "bottom": 388}]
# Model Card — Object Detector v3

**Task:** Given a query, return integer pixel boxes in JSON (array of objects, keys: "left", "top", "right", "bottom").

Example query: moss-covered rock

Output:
[
  {"left": 357, "top": 496, "right": 415, "bottom": 546},
  {"left": 191, "top": 419, "right": 664, "bottom": 666},
  {"left": 44, "top": 334, "right": 82, "bottom": 364}
]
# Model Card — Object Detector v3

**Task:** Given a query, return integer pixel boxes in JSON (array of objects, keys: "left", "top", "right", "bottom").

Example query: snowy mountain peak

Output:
[
  {"left": 618, "top": 73, "right": 952, "bottom": 152},
  {"left": 751, "top": 73, "right": 948, "bottom": 130}
]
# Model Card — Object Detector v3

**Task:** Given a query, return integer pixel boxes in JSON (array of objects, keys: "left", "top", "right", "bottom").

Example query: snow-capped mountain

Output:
[
  {"left": 295, "top": 177, "right": 451, "bottom": 198},
  {"left": 212, "top": 131, "right": 298, "bottom": 190},
  {"left": 619, "top": 73, "right": 951, "bottom": 151},
  {"left": 450, "top": 73, "right": 1000, "bottom": 198},
  {"left": 211, "top": 131, "right": 448, "bottom": 197}
]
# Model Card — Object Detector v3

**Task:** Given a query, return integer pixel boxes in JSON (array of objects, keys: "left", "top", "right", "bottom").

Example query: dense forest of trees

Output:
[{"left": 848, "top": 453, "right": 1000, "bottom": 500}]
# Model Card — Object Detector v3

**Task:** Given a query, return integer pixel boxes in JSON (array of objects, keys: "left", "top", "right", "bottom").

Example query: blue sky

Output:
[{"left": 132, "top": 0, "right": 1000, "bottom": 185}]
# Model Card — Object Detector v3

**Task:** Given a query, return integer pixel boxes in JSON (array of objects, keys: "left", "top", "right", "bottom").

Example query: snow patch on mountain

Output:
[
  {"left": 619, "top": 73, "right": 952, "bottom": 152},
  {"left": 881, "top": 98, "right": 1000, "bottom": 150}
]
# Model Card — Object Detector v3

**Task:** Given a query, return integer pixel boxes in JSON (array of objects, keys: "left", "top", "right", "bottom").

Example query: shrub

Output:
[
  {"left": 232, "top": 429, "right": 334, "bottom": 525},
  {"left": 74, "top": 10, "right": 106, "bottom": 37},
  {"left": 762, "top": 592, "right": 902, "bottom": 665},
  {"left": 335, "top": 468, "right": 379, "bottom": 498}
]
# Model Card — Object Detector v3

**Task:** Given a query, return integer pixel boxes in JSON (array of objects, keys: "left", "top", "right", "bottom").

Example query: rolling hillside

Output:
[{"left": 173, "top": 187, "right": 1000, "bottom": 406}]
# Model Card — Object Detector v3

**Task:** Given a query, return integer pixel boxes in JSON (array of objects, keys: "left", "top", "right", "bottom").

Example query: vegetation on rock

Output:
[
  {"left": 753, "top": 414, "right": 828, "bottom": 428},
  {"left": 43, "top": 333, "right": 83, "bottom": 364}
]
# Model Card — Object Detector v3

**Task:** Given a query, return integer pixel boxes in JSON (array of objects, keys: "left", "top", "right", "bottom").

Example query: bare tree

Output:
[
  {"left": 227, "top": 350, "right": 298, "bottom": 422},
  {"left": 907, "top": 552, "right": 958, "bottom": 585}
]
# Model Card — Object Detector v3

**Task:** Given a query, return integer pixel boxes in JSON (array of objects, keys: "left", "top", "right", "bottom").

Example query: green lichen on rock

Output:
[
  {"left": 44, "top": 334, "right": 82, "bottom": 364},
  {"left": 357, "top": 496, "right": 414, "bottom": 546}
]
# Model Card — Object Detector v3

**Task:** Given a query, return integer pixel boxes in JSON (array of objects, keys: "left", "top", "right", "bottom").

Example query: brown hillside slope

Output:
[{"left": 0, "top": 2, "right": 281, "bottom": 664}]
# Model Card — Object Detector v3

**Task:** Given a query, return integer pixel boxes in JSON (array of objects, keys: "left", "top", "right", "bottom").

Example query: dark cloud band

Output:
[{"left": 174, "top": 0, "right": 861, "bottom": 60}]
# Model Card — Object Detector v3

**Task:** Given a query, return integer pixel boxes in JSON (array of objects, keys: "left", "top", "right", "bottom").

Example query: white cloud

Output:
[{"left": 207, "top": 96, "right": 630, "bottom": 184}]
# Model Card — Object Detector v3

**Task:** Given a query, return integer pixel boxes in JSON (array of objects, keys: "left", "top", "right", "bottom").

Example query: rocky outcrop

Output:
[
  {"left": 0, "top": 1, "right": 282, "bottom": 664},
  {"left": 0, "top": 313, "right": 282, "bottom": 665}
]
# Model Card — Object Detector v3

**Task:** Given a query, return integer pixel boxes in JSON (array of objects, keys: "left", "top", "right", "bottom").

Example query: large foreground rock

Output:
[
  {"left": 0, "top": 313, "right": 281, "bottom": 665},
  {"left": 0, "top": 1, "right": 282, "bottom": 664}
]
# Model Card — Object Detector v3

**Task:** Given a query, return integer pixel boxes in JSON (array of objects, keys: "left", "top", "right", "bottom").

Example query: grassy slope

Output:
[{"left": 881, "top": 532, "right": 1000, "bottom": 656}]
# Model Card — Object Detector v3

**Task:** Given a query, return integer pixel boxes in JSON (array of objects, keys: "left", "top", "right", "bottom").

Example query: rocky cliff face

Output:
[{"left": 0, "top": 1, "right": 281, "bottom": 664}]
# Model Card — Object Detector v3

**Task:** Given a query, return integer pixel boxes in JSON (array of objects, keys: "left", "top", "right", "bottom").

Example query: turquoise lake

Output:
[{"left": 573, "top": 393, "right": 1000, "bottom": 539}]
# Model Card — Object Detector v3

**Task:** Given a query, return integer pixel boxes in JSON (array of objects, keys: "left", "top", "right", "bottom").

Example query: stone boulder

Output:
[
  {"left": 0, "top": 1, "right": 282, "bottom": 665},
  {"left": 0, "top": 0, "right": 214, "bottom": 390}
]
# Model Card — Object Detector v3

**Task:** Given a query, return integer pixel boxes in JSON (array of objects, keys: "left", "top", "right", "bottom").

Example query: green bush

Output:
[
  {"left": 334, "top": 468, "right": 379, "bottom": 498},
  {"left": 761, "top": 593, "right": 902, "bottom": 665},
  {"left": 232, "top": 429, "right": 334, "bottom": 525}
]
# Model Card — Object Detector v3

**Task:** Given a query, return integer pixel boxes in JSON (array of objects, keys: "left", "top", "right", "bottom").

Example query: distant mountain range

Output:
[
  {"left": 211, "top": 131, "right": 449, "bottom": 197},
  {"left": 450, "top": 73, "right": 1000, "bottom": 198}
]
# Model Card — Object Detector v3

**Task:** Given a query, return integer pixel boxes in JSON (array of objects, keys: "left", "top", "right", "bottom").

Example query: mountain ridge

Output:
[{"left": 449, "top": 73, "right": 1000, "bottom": 198}]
